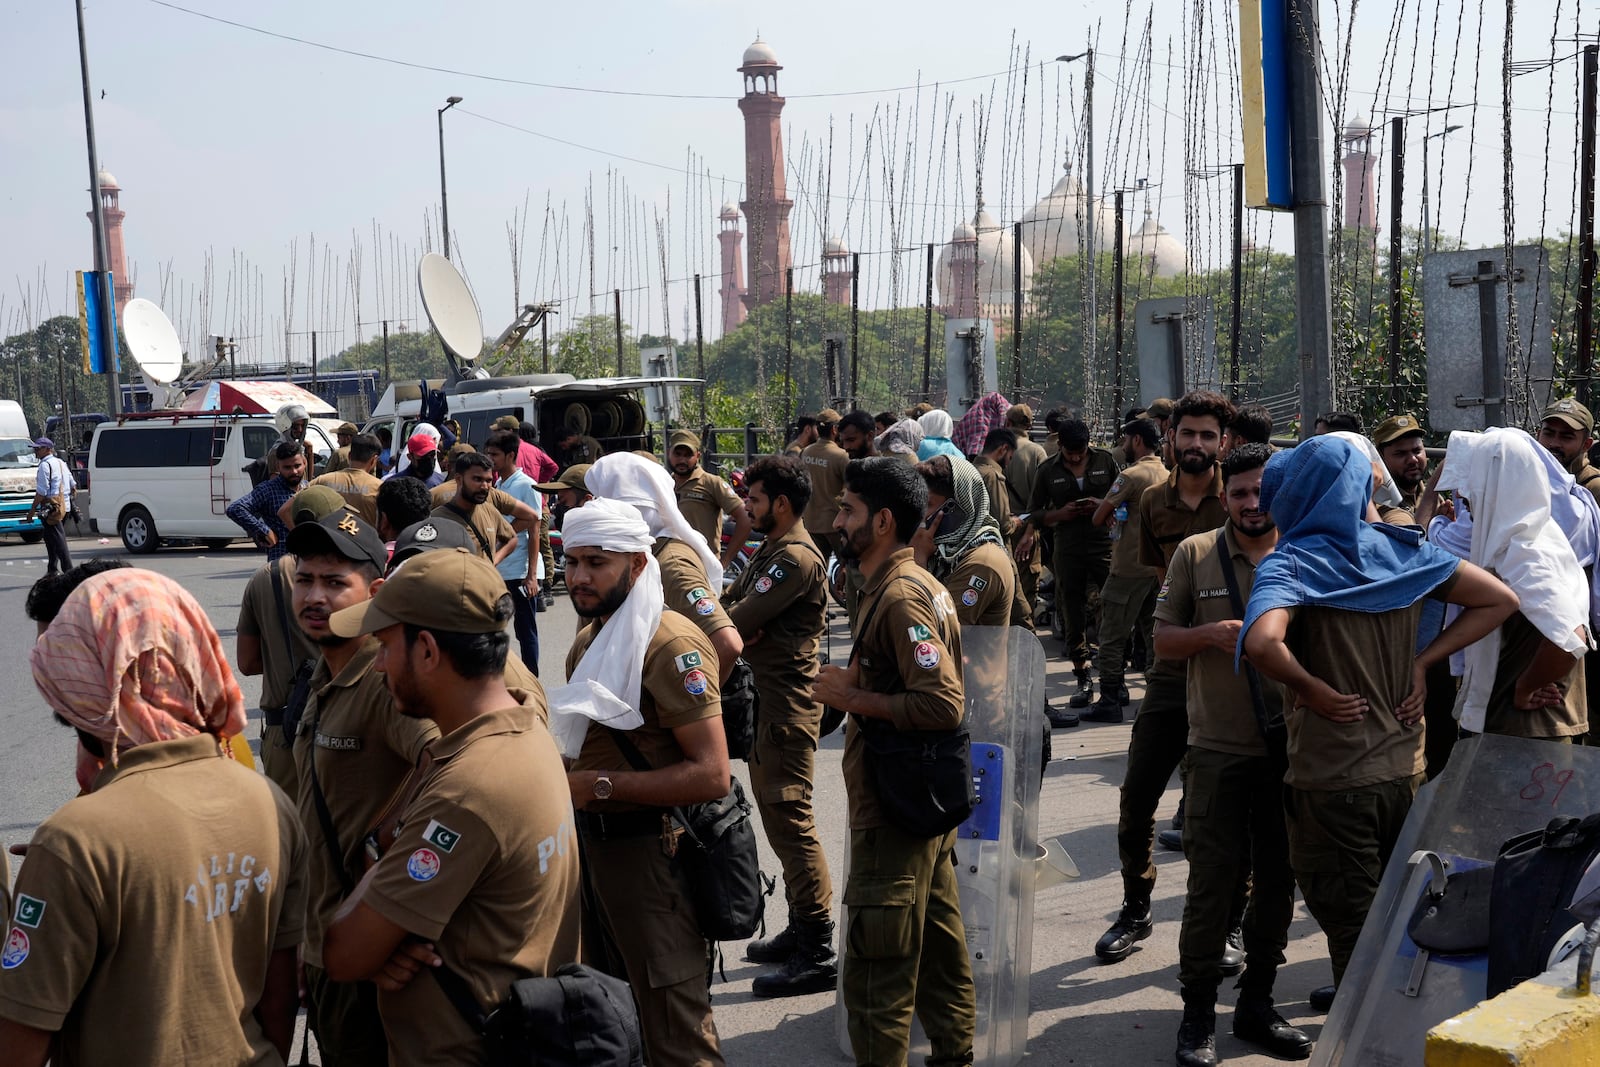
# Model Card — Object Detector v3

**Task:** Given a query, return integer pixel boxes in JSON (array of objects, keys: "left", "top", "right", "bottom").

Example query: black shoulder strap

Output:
[
  {"left": 432, "top": 962, "right": 488, "bottom": 1033},
  {"left": 305, "top": 701, "right": 356, "bottom": 895},
  {"left": 1213, "top": 532, "right": 1275, "bottom": 745}
]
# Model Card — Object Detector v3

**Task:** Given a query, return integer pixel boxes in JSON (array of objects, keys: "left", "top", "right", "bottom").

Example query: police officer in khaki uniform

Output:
[
  {"left": 555, "top": 424, "right": 605, "bottom": 466},
  {"left": 1019, "top": 419, "right": 1118, "bottom": 699},
  {"left": 669, "top": 429, "right": 752, "bottom": 563},
  {"left": 913, "top": 455, "right": 1027, "bottom": 629},
  {"left": 972, "top": 428, "right": 1018, "bottom": 537},
  {"left": 321, "top": 550, "right": 580, "bottom": 1067},
  {"left": 721, "top": 456, "right": 836, "bottom": 997},
  {"left": 295, "top": 433, "right": 385, "bottom": 525},
  {"left": 1154, "top": 445, "right": 1311, "bottom": 1065},
  {"left": 430, "top": 452, "right": 539, "bottom": 561},
  {"left": 325, "top": 421, "right": 359, "bottom": 472},
  {"left": 814, "top": 458, "right": 975, "bottom": 1067},
  {"left": 1084, "top": 419, "right": 1168, "bottom": 719},
  {"left": 799, "top": 409, "right": 848, "bottom": 556},
  {"left": 1372, "top": 415, "right": 1428, "bottom": 519},
  {"left": 561, "top": 499, "right": 729, "bottom": 1067},
  {"left": 1004, "top": 406, "right": 1047, "bottom": 611},
  {"left": 289, "top": 510, "right": 437, "bottom": 1065},
  {"left": 1538, "top": 397, "right": 1600, "bottom": 499}
]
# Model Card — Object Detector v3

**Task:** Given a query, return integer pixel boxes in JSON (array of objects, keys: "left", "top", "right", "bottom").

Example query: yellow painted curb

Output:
[{"left": 1426, "top": 980, "right": 1600, "bottom": 1066}]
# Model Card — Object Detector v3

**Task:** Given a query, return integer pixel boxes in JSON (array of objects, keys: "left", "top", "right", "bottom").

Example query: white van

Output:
[{"left": 87, "top": 413, "right": 336, "bottom": 553}]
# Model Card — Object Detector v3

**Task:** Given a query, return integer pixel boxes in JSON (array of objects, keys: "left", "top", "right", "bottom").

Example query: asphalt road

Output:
[{"left": 0, "top": 534, "right": 1335, "bottom": 1065}]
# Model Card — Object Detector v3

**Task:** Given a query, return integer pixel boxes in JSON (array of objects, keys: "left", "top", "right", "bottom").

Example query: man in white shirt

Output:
[
  {"left": 485, "top": 430, "right": 544, "bottom": 674},
  {"left": 28, "top": 437, "right": 73, "bottom": 576}
]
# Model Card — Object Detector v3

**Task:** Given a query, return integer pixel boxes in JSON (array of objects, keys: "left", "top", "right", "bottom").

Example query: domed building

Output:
[
  {"left": 821, "top": 235, "right": 852, "bottom": 306},
  {"left": 1018, "top": 164, "right": 1117, "bottom": 267},
  {"left": 1123, "top": 206, "right": 1187, "bottom": 278},
  {"left": 937, "top": 208, "right": 1033, "bottom": 320}
]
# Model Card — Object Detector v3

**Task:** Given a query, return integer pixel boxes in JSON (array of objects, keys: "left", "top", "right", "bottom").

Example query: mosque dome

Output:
[
  {"left": 742, "top": 38, "right": 779, "bottom": 66},
  {"left": 1124, "top": 208, "right": 1187, "bottom": 277},
  {"left": 937, "top": 207, "right": 1034, "bottom": 312},
  {"left": 1018, "top": 165, "right": 1116, "bottom": 267},
  {"left": 823, "top": 235, "right": 850, "bottom": 256},
  {"left": 97, "top": 169, "right": 119, "bottom": 190},
  {"left": 719, "top": 200, "right": 740, "bottom": 219}
]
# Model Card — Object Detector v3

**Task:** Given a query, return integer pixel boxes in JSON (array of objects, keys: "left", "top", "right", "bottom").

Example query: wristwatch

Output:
[{"left": 593, "top": 775, "right": 614, "bottom": 801}]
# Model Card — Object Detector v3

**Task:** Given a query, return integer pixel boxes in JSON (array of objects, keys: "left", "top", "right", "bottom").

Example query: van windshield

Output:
[{"left": 0, "top": 439, "right": 40, "bottom": 468}]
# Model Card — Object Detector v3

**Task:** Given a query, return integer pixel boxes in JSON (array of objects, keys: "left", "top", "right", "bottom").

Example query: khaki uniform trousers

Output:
[
  {"left": 539, "top": 523, "right": 555, "bottom": 585},
  {"left": 1116, "top": 669, "right": 1190, "bottom": 903},
  {"left": 1285, "top": 773, "right": 1423, "bottom": 986},
  {"left": 304, "top": 963, "right": 388, "bottom": 1067},
  {"left": 749, "top": 709, "right": 833, "bottom": 925},
  {"left": 1052, "top": 541, "right": 1110, "bottom": 666},
  {"left": 1177, "top": 748, "right": 1295, "bottom": 1004},
  {"left": 843, "top": 824, "right": 975, "bottom": 1067},
  {"left": 1013, "top": 533, "right": 1041, "bottom": 618},
  {"left": 1095, "top": 574, "right": 1157, "bottom": 689},
  {"left": 581, "top": 830, "right": 724, "bottom": 1067}
]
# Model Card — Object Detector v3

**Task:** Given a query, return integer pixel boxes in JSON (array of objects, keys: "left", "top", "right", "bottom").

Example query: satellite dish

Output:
[
  {"left": 417, "top": 253, "right": 484, "bottom": 362},
  {"left": 120, "top": 297, "right": 183, "bottom": 384}
]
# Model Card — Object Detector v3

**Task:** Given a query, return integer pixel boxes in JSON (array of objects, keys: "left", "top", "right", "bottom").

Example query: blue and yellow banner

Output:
[
  {"left": 1239, "top": 0, "right": 1294, "bottom": 210},
  {"left": 75, "top": 270, "right": 120, "bottom": 374}
]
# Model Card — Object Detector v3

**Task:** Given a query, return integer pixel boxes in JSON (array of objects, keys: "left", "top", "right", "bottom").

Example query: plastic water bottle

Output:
[{"left": 1111, "top": 502, "right": 1128, "bottom": 541}]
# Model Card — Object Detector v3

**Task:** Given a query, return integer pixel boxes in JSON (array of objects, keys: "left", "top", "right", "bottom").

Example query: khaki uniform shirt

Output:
[
  {"left": 1104, "top": 454, "right": 1168, "bottom": 578},
  {"left": 567, "top": 435, "right": 604, "bottom": 465},
  {"left": 294, "top": 639, "right": 438, "bottom": 966},
  {"left": 1005, "top": 437, "right": 1048, "bottom": 514},
  {"left": 1484, "top": 611, "right": 1589, "bottom": 738},
  {"left": 675, "top": 466, "right": 744, "bottom": 552},
  {"left": 721, "top": 524, "right": 827, "bottom": 722},
  {"left": 1027, "top": 447, "right": 1118, "bottom": 554},
  {"left": 1154, "top": 524, "right": 1282, "bottom": 757},
  {"left": 431, "top": 496, "right": 517, "bottom": 560},
  {"left": 971, "top": 455, "right": 1013, "bottom": 534},
  {"left": 1138, "top": 468, "right": 1227, "bottom": 680},
  {"left": 800, "top": 440, "right": 850, "bottom": 533},
  {"left": 237, "top": 555, "right": 317, "bottom": 711},
  {"left": 1283, "top": 572, "right": 1458, "bottom": 791},
  {"left": 308, "top": 468, "right": 382, "bottom": 525},
  {"left": 843, "top": 548, "right": 965, "bottom": 830},
  {"left": 944, "top": 539, "right": 1019, "bottom": 628},
  {"left": 655, "top": 536, "right": 736, "bottom": 644},
  {"left": 0, "top": 736, "right": 307, "bottom": 1066},
  {"left": 362, "top": 699, "right": 580, "bottom": 1067},
  {"left": 1567, "top": 453, "right": 1600, "bottom": 501},
  {"left": 324, "top": 445, "right": 351, "bottom": 473},
  {"left": 567, "top": 612, "right": 723, "bottom": 813}
]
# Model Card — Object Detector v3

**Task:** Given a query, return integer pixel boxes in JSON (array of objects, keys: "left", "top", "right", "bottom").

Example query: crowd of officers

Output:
[{"left": 3, "top": 391, "right": 1591, "bottom": 1067}]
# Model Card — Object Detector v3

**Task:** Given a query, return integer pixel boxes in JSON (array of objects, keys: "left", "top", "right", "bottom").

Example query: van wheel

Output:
[
  {"left": 120, "top": 506, "right": 159, "bottom": 554},
  {"left": 203, "top": 538, "right": 233, "bottom": 550}
]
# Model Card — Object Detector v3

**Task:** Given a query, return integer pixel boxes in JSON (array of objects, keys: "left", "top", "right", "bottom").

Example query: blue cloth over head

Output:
[{"left": 1236, "top": 436, "right": 1460, "bottom": 666}]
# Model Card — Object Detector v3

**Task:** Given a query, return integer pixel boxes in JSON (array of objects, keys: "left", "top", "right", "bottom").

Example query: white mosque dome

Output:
[
  {"left": 1018, "top": 165, "right": 1116, "bottom": 267},
  {"left": 937, "top": 208, "right": 1034, "bottom": 310},
  {"left": 97, "top": 169, "right": 119, "bottom": 190},
  {"left": 1124, "top": 209, "right": 1187, "bottom": 278},
  {"left": 823, "top": 235, "right": 850, "bottom": 256},
  {"left": 742, "top": 38, "right": 779, "bottom": 66},
  {"left": 720, "top": 200, "right": 740, "bottom": 218}
]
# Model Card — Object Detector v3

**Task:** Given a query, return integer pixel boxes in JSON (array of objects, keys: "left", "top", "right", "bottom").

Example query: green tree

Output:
[
  {"left": 0, "top": 316, "right": 119, "bottom": 439},
  {"left": 326, "top": 328, "right": 454, "bottom": 383}
]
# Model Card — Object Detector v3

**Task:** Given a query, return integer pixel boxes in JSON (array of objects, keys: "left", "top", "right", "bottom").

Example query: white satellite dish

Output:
[
  {"left": 120, "top": 298, "right": 183, "bottom": 384},
  {"left": 418, "top": 253, "right": 484, "bottom": 362}
]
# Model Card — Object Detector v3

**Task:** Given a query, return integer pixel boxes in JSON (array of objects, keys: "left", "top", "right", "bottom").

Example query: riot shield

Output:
[
  {"left": 835, "top": 625, "right": 1047, "bottom": 1066},
  {"left": 1312, "top": 734, "right": 1600, "bottom": 1066}
]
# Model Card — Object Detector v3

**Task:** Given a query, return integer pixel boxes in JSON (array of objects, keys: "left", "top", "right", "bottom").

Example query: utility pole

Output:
[
  {"left": 382, "top": 320, "right": 391, "bottom": 386},
  {"left": 1580, "top": 44, "right": 1598, "bottom": 405},
  {"left": 613, "top": 288, "right": 624, "bottom": 376},
  {"left": 74, "top": 0, "right": 119, "bottom": 414},
  {"left": 1112, "top": 190, "right": 1125, "bottom": 419},
  {"left": 437, "top": 96, "right": 462, "bottom": 260},
  {"left": 1230, "top": 163, "right": 1245, "bottom": 399},
  {"left": 784, "top": 267, "right": 794, "bottom": 429},
  {"left": 540, "top": 312, "right": 550, "bottom": 372},
  {"left": 850, "top": 252, "right": 861, "bottom": 408},
  {"left": 1287, "top": 0, "right": 1335, "bottom": 439},
  {"left": 693, "top": 273, "right": 706, "bottom": 423},
  {"left": 1388, "top": 115, "right": 1405, "bottom": 408}
]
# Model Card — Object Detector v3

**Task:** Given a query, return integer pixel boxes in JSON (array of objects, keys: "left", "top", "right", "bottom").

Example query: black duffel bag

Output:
[
  {"left": 435, "top": 960, "right": 644, "bottom": 1067},
  {"left": 1487, "top": 811, "right": 1600, "bottom": 996},
  {"left": 855, "top": 716, "right": 976, "bottom": 839}
]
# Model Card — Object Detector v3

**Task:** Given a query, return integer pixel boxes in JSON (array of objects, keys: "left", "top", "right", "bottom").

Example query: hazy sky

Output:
[{"left": 1, "top": 0, "right": 1590, "bottom": 365}]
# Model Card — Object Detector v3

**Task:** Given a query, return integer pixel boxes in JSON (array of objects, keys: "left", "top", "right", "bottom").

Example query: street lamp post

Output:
[
  {"left": 1419, "top": 124, "right": 1462, "bottom": 262},
  {"left": 437, "top": 96, "right": 462, "bottom": 260},
  {"left": 1058, "top": 49, "right": 1097, "bottom": 422}
]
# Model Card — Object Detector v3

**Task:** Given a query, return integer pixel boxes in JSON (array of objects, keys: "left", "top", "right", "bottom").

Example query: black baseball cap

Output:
[
  {"left": 389, "top": 517, "right": 475, "bottom": 574},
  {"left": 286, "top": 509, "right": 388, "bottom": 572}
]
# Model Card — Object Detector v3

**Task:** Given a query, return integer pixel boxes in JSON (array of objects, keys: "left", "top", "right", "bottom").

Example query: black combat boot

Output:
[
  {"left": 751, "top": 920, "right": 838, "bottom": 998},
  {"left": 1174, "top": 999, "right": 1218, "bottom": 1067},
  {"left": 1234, "top": 994, "right": 1313, "bottom": 1059},
  {"left": 745, "top": 920, "right": 798, "bottom": 964},
  {"left": 1095, "top": 899, "right": 1153, "bottom": 962}
]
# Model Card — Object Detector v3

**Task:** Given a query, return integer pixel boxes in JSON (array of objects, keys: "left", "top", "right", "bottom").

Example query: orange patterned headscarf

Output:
[{"left": 31, "top": 569, "right": 247, "bottom": 766}]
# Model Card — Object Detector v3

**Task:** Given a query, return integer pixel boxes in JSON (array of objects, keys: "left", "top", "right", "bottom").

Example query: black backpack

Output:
[
  {"left": 719, "top": 659, "right": 758, "bottom": 761},
  {"left": 435, "top": 960, "right": 643, "bottom": 1067},
  {"left": 1487, "top": 812, "right": 1600, "bottom": 996}
]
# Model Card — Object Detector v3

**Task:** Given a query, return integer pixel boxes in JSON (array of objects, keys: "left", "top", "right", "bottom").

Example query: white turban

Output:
[
  {"left": 547, "top": 498, "right": 661, "bottom": 757},
  {"left": 586, "top": 453, "right": 725, "bottom": 589}
]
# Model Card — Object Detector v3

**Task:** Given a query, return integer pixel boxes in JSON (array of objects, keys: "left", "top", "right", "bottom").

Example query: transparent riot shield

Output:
[
  {"left": 835, "top": 626, "right": 1046, "bottom": 1066},
  {"left": 1312, "top": 734, "right": 1600, "bottom": 1066}
]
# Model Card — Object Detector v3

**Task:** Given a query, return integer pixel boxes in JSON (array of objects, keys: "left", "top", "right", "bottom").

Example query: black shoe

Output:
[
  {"left": 745, "top": 923, "right": 798, "bottom": 964},
  {"left": 1233, "top": 996, "right": 1313, "bottom": 1059},
  {"left": 751, "top": 921, "right": 838, "bottom": 998},
  {"left": 1171, "top": 799, "right": 1186, "bottom": 830},
  {"left": 534, "top": 593, "right": 549, "bottom": 613},
  {"left": 1069, "top": 684, "right": 1096, "bottom": 709},
  {"left": 1175, "top": 1003, "right": 1218, "bottom": 1067},
  {"left": 1218, "top": 927, "right": 1244, "bottom": 977},
  {"left": 1095, "top": 900, "right": 1153, "bottom": 962},
  {"left": 1116, "top": 683, "right": 1132, "bottom": 705},
  {"left": 1158, "top": 828, "right": 1185, "bottom": 852},
  {"left": 1073, "top": 666, "right": 1093, "bottom": 700},
  {"left": 1308, "top": 984, "right": 1336, "bottom": 1013},
  {"left": 1046, "top": 704, "right": 1081, "bottom": 729},
  {"left": 1083, "top": 695, "right": 1125, "bottom": 723}
]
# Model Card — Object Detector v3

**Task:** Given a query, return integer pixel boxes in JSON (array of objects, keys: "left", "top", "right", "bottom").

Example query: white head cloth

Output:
[
  {"left": 1327, "top": 431, "right": 1403, "bottom": 508},
  {"left": 396, "top": 421, "right": 442, "bottom": 476},
  {"left": 586, "top": 452, "right": 725, "bottom": 589},
  {"left": 919, "top": 409, "right": 955, "bottom": 440},
  {"left": 1435, "top": 427, "right": 1593, "bottom": 731},
  {"left": 544, "top": 498, "right": 660, "bottom": 756}
]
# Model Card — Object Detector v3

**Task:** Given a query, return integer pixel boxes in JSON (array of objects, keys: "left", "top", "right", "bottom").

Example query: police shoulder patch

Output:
[
  {"left": 967, "top": 575, "right": 988, "bottom": 591},
  {"left": 683, "top": 669, "right": 709, "bottom": 696},
  {"left": 407, "top": 848, "right": 441, "bottom": 882},
  {"left": 687, "top": 587, "right": 709, "bottom": 604},
  {"left": 766, "top": 564, "right": 788, "bottom": 582},
  {"left": 961, "top": 588, "right": 979, "bottom": 607},
  {"left": 907, "top": 624, "right": 934, "bottom": 642},
  {"left": 12, "top": 895, "right": 44, "bottom": 930},
  {"left": 422, "top": 820, "right": 461, "bottom": 854},
  {"left": 1, "top": 928, "right": 28, "bottom": 969},
  {"left": 913, "top": 642, "right": 941, "bottom": 670},
  {"left": 754, "top": 576, "right": 774, "bottom": 593},
  {"left": 674, "top": 650, "right": 703, "bottom": 673}
]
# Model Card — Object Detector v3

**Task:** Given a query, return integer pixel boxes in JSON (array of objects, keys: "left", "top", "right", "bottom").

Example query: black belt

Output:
[
  {"left": 576, "top": 808, "right": 668, "bottom": 840},
  {"left": 262, "top": 706, "right": 287, "bottom": 727}
]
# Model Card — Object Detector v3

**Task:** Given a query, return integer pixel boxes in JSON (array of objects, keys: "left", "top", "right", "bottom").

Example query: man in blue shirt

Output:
[
  {"left": 27, "top": 437, "right": 74, "bottom": 575},
  {"left": 484, "top": 430, "right": 543, "bottom": 674},
  {"left": 226, "top": 441, "right": 306, "bottom": 561}
]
